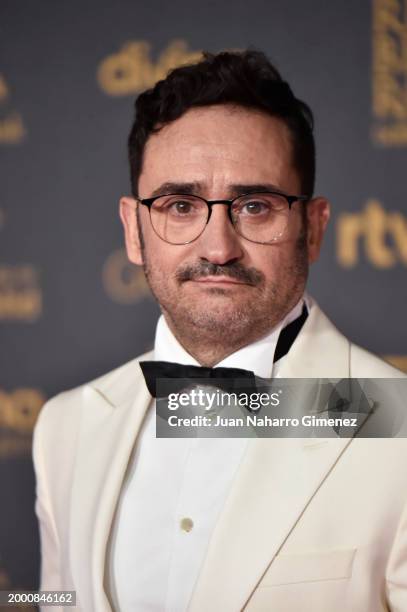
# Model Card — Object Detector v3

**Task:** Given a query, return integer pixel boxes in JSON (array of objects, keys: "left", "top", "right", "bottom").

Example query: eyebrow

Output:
[
  {"left": 150, "top": 182, "right": 203, "bottom": 197},
  {"left": 148, "top": 181, "right": 288, "bottom": 198}
]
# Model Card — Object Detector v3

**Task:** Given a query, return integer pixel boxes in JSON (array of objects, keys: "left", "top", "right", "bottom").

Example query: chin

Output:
[{"left": 184, "top": 304, "right": 252, "bottom": 332}]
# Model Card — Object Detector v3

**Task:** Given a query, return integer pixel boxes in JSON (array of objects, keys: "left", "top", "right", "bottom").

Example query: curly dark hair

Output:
[{"left": 128, "top": 49, "right": 315, "bottom": 197}]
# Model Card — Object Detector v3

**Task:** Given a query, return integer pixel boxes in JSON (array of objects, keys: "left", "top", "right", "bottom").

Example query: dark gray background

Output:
[{"left": 0, "top": 0, "right": 406, "bottom": 597}]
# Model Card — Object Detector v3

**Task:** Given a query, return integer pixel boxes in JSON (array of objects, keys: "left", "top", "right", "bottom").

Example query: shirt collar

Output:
[{"left": 154, "top": 293, "right": 311, "bottom": 378}]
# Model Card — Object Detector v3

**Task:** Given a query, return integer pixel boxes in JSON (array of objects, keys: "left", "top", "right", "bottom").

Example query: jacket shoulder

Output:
[
  {"left": 350, "top": 343, "right": 407, "bottom": 378},
  {"left": 303, "top": 298, "right": 406, "bottom": 378},
  {"left": 34, "top": 348, "right": 154, "bottom": 435}
]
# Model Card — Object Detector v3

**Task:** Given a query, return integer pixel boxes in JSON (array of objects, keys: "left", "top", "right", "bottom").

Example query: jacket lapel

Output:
[
  {"left": 276, "top": 302, "right": 351, "bottom": 379},
  {"left": 69, "top": 352, "right": 153, "bottom": 612},
  {"left": 188, "top": 436, "right": 352, "bottom": 611},
  {"left": 189, "top": 304, "right": 354, "bottom": 611}
]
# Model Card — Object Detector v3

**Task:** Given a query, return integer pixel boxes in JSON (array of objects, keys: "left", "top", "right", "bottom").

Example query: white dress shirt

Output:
[{"left": 108, "top": 294, "right": 311, "bottom": 611}]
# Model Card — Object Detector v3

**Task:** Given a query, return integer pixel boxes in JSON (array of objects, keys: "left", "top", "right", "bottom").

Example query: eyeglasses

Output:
[{"left": 136, "top": 190, "right": 309, "bottom": 245}]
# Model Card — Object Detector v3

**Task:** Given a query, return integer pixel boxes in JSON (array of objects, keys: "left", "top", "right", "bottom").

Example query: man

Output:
[{"left": 33, "top": 50, "right": 407, "bottom": 611}]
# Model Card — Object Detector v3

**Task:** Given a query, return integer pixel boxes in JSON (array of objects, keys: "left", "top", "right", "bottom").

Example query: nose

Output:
[{"left": 196, "top": 203, "right": 244, "bottom": 265}]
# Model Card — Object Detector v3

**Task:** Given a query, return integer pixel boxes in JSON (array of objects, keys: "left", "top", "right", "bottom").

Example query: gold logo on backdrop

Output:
[
  {"left": 97, "top": 40, "right": 202, "bottom": 96},
  {"left": 102, "top": 247, "right": 151, "bottom": 303},
  {"left": 0, "top": 212, "right": 43, "bottom": 320},
  {"left": 372, "top": 0, "right": 407, "bottom": 144},
  {"left": 336, "top": 200, "right": 407, "bottom": 267},
  {"left": 0, "top": 388, "right": 45, "bottom": 458},
  {"left": 0, "top": 74, "right": 9, "bottom": 100},
  {"left": 385, "top": 355, "right": 407, "bottom": 372},
  {"left": 0, "top": 73, "right": 25, "bottom": 144},
  {"left": 0, "top": 265, "right": 42, "bottom": 321}
]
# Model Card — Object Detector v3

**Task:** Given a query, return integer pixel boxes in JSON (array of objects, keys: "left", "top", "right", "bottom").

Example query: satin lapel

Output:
[
  {"left": 189, "top": 304, "right": 353, "bottom": 611},
  {"left": 69, "top": 363, "right": 151, "bottom": 612}
]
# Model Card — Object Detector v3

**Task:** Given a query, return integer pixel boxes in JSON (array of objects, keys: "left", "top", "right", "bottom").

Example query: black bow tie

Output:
[
  {"left": 140, "top": 360, "right": 256, "bottom": 398},
  {"left": 140, "top": 304, "right": 308, "bottom": 398}
]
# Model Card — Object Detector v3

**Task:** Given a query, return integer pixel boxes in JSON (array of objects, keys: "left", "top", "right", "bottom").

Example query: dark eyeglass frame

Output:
[{"left": 135, "top": 190, "right": 310, "bottom": 245}]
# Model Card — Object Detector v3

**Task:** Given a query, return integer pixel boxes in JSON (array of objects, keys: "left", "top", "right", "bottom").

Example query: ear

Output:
[
  {"left": 119, "top": 196, "right": 143, "bottom": 265},
  {"left": 306, "top": 197, "right": 330, "bottom": 263}
]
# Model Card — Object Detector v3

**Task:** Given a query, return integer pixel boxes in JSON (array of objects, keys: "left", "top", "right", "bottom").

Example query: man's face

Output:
[{"left": 120, "top": 105, "right": 329, "bottom": 351}]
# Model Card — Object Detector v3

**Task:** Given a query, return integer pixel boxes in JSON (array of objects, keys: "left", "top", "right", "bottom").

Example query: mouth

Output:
[{"left": 189, "top": 276, "right": 249, "bottom": 285}]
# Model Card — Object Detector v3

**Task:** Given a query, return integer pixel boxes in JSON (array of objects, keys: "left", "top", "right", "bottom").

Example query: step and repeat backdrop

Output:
[{"left": 1, "top": 0, "right": 406, "bottom": 603}]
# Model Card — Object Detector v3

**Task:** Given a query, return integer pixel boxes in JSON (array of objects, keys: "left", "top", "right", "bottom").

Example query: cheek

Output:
[
  {"left": 145, "top": 241, "right": 187, "bottom": 279},
  {"left": 250, "top": 244, "right": 297, "bottom": 283},
  {"left": 247, "top": 247, "right": 281, "bottom": 276}
]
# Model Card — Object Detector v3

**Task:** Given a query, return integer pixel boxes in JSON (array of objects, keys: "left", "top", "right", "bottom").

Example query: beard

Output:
[{"left": 137, "top": 216, "right": 309, "bottom": 351}]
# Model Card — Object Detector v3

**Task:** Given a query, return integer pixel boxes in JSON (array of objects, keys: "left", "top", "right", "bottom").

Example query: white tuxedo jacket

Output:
[{"left": 32, "top": 303, "right": 407, "bottom": 611}]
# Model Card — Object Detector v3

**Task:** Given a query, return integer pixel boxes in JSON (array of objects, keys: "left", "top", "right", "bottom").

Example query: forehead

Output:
[{"left": 138, "top": 104, "right": 299, "bottom": 195}]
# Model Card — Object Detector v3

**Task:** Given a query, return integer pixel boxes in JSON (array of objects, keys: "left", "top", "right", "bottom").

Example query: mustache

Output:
[{"left": 176, "top": 261, "right": 264, "bottom": 286}]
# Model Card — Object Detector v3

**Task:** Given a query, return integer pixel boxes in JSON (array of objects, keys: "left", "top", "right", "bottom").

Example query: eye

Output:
[
  {"left": 233, "top": 193, "right": 287, "bottom": 218},
  {"left": 241, "top": 200, "right": 270, "bottom": 215},
  {"left": 154, "top": 196, "right": 202, "bottom": 216},
  {"left": 170, "top": 200, "right": 194, "bottom": 214},
  {"left": 235, "top": 199, "right": 273, "bottom": 217}
]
